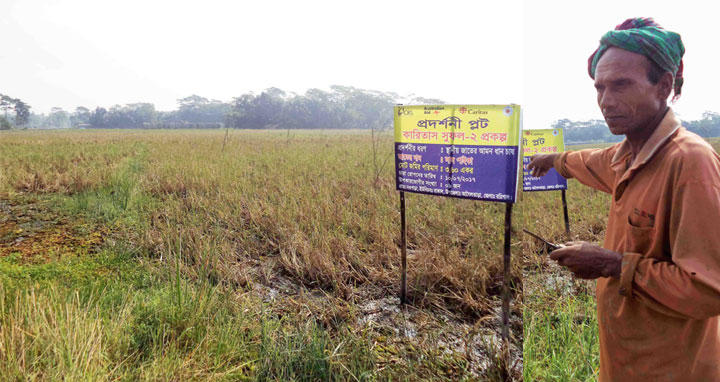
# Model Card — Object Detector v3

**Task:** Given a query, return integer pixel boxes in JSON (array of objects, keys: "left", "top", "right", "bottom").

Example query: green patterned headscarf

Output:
[{"left": 588, "top": 18, "right": 685, "bottom": 101}]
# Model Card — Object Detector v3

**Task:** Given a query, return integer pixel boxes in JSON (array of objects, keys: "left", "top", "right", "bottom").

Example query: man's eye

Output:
[{"left": 615, "top": 81, "right": 630, "bottom": 88}]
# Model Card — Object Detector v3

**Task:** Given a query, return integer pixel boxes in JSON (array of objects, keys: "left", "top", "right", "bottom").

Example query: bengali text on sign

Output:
[
  {"left": 394, "top": 105, "right": 522, "bottom": 203},
  {"left": 522, "top": 128, "right": 568, "bottom": 191}
]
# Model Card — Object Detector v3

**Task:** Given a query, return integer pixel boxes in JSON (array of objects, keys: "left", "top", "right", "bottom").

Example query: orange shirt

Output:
[{"left": 554, "top": 109, "right": 720, "bottom": 381}]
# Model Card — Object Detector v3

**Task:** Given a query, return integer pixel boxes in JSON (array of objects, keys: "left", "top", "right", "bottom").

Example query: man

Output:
[{"left": 529, "top": 18, "right": 720, "bottom": 381}]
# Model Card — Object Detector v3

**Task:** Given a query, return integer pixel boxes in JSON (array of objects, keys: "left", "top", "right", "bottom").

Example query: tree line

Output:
[
  {"left": 559, "top": 111, "right": 720, "bottom": 144},
  {"left": 2, "top": 87, "right": 719, "bottom": 143},
  {"left": 4, "top": 86, "right": 442, "bottom": 131}
]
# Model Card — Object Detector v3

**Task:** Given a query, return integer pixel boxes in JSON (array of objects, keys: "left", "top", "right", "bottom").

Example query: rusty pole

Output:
[
  {"left": 501, "top": 202, "right": 513, "bottom": 345},
  {"left": 400, "top": 191, "right": 408, "bottom": 304},
  {"left": 561, "top": 189, "right": 570, "bottom": 238}
]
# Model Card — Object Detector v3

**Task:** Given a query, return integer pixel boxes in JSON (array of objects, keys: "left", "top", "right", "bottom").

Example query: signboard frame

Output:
[
  {"left": 393, "top": 104, "right": 522, "bottom": 351},
  {"left": 394, "top": 104, "right": 523, "bottom": 203},
  {"left": 522, "top": 128, "right": 571, "bottom": 236}
]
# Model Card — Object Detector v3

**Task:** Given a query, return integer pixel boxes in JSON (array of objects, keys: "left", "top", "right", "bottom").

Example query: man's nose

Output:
[{"left": 598, "top": 91, "right": 618, "bottom": 113}]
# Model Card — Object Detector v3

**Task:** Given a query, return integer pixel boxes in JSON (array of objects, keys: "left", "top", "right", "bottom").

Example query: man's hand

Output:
[
  {"left": 549, "top": 242, "right": 622, "bottom": 279},
  {"left": 527, "top": 153, "right": 559, "bottom": 177}
]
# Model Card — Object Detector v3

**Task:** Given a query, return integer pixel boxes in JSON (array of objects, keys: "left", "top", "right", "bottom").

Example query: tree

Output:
[
  {"left": 225, "top": 94, "right": 255, "bottom": 128},
  {"left": 89, "top": 107, "right": 108, "bottom": 128},
  {"left": 0, "top": 116, "right": 11, "bottom": 130},
  {"left": 0, "top": 94, "right": 14, "bottom": 119},
  {"left": 178, "top": 94, "right": 209, "bottom": 109},
  {"left": 13, "top": 100, "right": 31, "bottom": 127},
  {"left": 71, "top": 106, "right": 91, "bottom": 127},
  {"left": 410, "top": 96, "right": 445, "bottom": 105},
  {"left": 685, "top": 111, "right": 720, "bottom": 138},
  {"left": 46, "top": 107, "right": 70, "bottom": 128},
  {"left": 558, "top": 118, "right": 626, "bottom": 144},
  {"left": 96, "top": 103, "right": 158, "bottom": 128},
  {"left": 253, "top": 88, "right": 287, "bottom": 128},
  {"left": 174, "top": 95, "right": 230, "bottom": 124},
  {"left": 125, "top": 103, "right": 157, "bottom": 127}
]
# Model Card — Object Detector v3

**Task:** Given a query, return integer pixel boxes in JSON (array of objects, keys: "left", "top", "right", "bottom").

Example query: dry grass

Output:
[
  {"left": 0, "top": 285, "right": 131, "bottom": 380},
  {"left": 0, "top": 128, "right": 523, "bottom": 380},
  {"left": 1, "top": 129, "right": 521, "bottom": 315}
]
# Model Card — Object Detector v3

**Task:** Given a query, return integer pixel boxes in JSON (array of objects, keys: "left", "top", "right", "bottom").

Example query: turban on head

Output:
[{"left": 588, "top": 17, "right": 685, "bottom": 101}]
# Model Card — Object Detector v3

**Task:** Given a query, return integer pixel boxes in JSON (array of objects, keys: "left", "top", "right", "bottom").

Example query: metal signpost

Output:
[{"left": 393, "top": 104, "right": 522, "bottom": 348}]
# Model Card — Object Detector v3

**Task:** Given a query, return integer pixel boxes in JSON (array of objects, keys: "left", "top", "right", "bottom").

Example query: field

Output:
[{"left": 0, "top": 129, "right": 523, "bottom": 381}]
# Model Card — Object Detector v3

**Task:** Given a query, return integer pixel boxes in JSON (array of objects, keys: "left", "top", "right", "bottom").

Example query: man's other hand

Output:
[
  {"left": 528, "top": 153, "right": 559, "bottom": 177},
  {"left": 549, "top": 242, "right": 622, "bottom": 279}
]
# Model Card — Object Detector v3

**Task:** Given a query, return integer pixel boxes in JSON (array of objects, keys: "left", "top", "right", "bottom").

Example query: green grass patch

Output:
[
  {"left": 523, "top": 277, "right": 599, "bottom": 381},
  {"left": 56, "top": 143, "right": 157, "bottom": 227},
  {"left": 0, "top": 243, "right": 147, "bottom": 292}
]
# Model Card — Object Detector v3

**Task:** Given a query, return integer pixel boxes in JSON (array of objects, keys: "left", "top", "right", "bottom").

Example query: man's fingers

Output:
[
  {"left": 549, "top": 244, "right": 578, "bottom": 262},
  {"left": 531, "top": 167, "right": 547, "bottom": 178},
  {"left": 527, "top": 154, "right": 555, "bottom": 178},
  {"left": 549, "top": 247, "right": 569, "bottom": 261},
  {"left": 529, "top": 164, "right": 549, "bottom": 178}
]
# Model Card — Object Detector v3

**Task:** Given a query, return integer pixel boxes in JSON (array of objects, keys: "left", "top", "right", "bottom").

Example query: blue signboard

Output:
[
  {"left": 394, "top": 105, "right": 522, "bottom": 203},
  {"left": 522, "top": 128, "right": 568, "bottom": 191}
]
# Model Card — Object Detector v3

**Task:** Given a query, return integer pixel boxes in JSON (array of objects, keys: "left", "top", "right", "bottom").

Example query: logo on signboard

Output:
[
  {"left": 459, "top": 107, "right": 468, "bottom": 114},
  {"left": 397, "top": 107, "right": 413, "bottom": 116},
  {"left": 423, "top": 106, "right": 444, "bottom": 115},
  {"left": 553, "top": 129, "right": 559, "bottom": 136},
  {"left": 503, "top": 106, "right": 513, "bottom": 117}
]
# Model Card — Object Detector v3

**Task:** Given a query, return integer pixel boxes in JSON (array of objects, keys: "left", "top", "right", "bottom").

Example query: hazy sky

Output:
[
  {"left": 1, "top": 0, "right": 523, "bottom": 113},
  {"left": 524, "top": 0, "right": 720, "bottom": 129},
  {"left": 2, "top": 0, "right": 718, "bottom": 129}
]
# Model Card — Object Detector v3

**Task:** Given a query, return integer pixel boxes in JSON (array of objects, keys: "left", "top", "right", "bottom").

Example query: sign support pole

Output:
[
  {"left": 501, "top": 202, "right": 513, "bottom": 345},
  {"left": 500, "top": 202, "right": 514, "bottom": 380},
  {"left": 561, "top": 189, "right": 570, "bottom": 238},
  {"left": 400, "top": 191, "right": 408, "bottom": 305}
]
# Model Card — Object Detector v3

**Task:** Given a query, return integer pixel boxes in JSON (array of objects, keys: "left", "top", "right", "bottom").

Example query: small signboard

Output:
[
  {"left": 522, "top": 128, "right": 567, "bottom": 191},
  {"left": 393, "top": 105, "right": 522, "bottom": 203}
]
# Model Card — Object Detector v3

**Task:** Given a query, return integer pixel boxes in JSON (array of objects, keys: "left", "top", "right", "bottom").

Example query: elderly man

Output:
[{"left": 529, "top": 18, "right": 720, "bottom": 381}]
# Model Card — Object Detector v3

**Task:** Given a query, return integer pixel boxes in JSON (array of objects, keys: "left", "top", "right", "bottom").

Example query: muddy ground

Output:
[{"left": 0, "top": 196, "right": 522, "bottom": 379}]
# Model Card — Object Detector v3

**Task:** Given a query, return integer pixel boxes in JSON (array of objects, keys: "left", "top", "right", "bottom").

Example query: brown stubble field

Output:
[{"left": 0, "top": 129, "right": 523, "bottom": 381}]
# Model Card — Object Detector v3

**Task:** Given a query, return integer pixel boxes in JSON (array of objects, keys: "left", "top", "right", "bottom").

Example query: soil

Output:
[
  {"left": 0, "top": 197, "right": 106, "bottom": 262},
  {"left": 0, "top": 196, "right": 523, "bottom": 379},
  {"left": 249, "top": 265, "right": 523, "bottom": 379}
]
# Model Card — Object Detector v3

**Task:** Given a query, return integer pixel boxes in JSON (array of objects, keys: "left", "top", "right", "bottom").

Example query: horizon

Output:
[{"left": 2, "top": 0, "right": 717, "bottom": 128}]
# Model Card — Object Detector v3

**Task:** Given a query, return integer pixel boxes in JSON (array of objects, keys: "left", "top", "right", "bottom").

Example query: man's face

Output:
[{"left": 594, "top": 47, "right": 666, "bottom": 136}]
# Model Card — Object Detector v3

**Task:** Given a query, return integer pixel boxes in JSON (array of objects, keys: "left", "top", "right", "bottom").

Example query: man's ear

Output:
[{"left": 659, "top": 71, "right": 674, "bottom": 100}]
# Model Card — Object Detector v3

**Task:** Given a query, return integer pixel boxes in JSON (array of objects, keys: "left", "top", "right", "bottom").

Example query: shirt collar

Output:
[{"left": 610, "top": 108, "right": 682, "bottom": 173}]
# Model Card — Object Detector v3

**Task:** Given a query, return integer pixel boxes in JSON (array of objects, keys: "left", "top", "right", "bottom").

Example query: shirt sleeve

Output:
[
  {"left": 619, "top": 180, "right": 720, "bottom": 320},
  {"left": 554, "top": 146, "right": 618, "bottom": 194}
]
